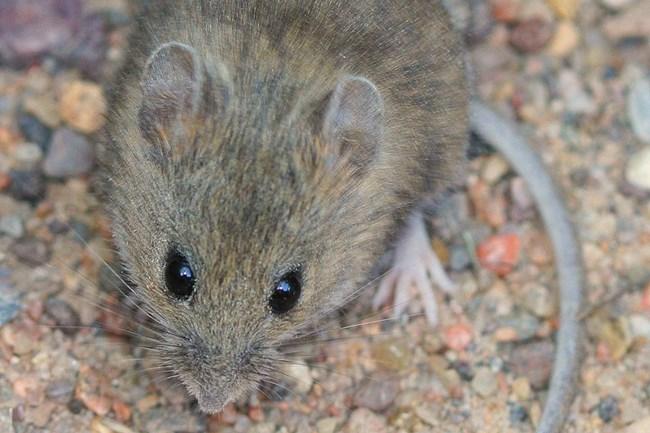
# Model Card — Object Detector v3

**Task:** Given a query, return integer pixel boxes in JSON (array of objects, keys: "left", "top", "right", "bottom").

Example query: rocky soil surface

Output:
[{"left": 0, "top": 0, "right": 649, "bottom": 432}]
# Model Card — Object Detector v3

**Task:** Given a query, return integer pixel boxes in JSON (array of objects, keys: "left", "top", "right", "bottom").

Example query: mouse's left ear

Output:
[
  {"left": 318, "top": 75, "right": 384, "bottom": 173},
  {"left": 138, "top": 41, "right": 230, "bottom": 144}
]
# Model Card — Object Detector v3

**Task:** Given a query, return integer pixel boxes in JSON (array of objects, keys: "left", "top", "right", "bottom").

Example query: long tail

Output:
[{"left": 470, "top": 100, "right": 584, "bottom": 433}]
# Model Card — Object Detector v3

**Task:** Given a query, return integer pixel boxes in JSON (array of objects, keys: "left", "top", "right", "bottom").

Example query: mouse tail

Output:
[{"left": 470, "top": 100, "right": 585, "bottom": 433}]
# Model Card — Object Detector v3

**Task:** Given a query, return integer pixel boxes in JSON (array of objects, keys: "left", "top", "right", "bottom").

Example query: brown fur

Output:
[{"left": 100, "top": 0, "right": 468, "bottom": 411}]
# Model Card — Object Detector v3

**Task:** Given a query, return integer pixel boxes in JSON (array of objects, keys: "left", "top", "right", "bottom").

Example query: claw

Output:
[{"left": 373, "top": 211, "right": 455, "bottom": 326}]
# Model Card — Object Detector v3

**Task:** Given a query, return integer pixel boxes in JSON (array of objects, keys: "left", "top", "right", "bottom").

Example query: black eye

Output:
[
  {"left": 165, "top": 251, "right": 196, "bottom": 300},
  {"left": 269, "top": 270, "right": 302, "bottom": 315}
]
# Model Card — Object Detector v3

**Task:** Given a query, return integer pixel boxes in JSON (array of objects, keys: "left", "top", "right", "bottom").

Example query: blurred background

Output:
[{"left": 0, "top": 0, "right": 648, "bottom": 432}]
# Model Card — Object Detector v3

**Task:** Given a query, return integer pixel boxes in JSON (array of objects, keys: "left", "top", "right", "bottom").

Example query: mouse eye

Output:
[
  {"left": 165, "top": 251, "right": 196, "bottom": 300},
  {"left": 269, "top": 270, "right": 302, "bottom": 315}
]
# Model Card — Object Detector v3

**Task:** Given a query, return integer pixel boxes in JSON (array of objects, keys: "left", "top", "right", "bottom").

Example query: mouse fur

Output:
[{"left": 100, "top": 0, "right": 467, "bottom": 413}]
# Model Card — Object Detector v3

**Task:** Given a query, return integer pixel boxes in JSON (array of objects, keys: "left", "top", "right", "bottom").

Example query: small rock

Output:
[
  {"left": 496, "top": 311, "right": 541, "bottom": 342},
  {"left": 490, "top": 0, "right": 521, "bottom": 23},
  {"left": 316, "top": 417, "right": 341, "bottom": 433},
  {"left": 596, "top": 395, "right": 619, "bottom": 423},
  {"left": 603, "top": 2, "right": 650, "bottom": 40},
  {"left": 510, "top": 340, "right": 555, "bottom": 389},
  {"left": 14, "top": 142, "right": 43, "bottom": 168},
  {"left": 22, "top": 94, "right": 61, "bottom": 128},
  {"left": 45, "top": 298, "right": 81, "bottom": 336},
  {"left": 628, "top": 78, "right": 650, "bottom": 144},
  {"left": 249, "top": 422, "right": 276, "bottom": 433},
  {"left": 509, "top": 403, "right": 529, "bottom": 424},
  {"left": 624, "top": 416, "right": 650, "bottom": 433},
  {"left": 353, "top": 378, "right": 399, "bottom": 411},
  {"left": 282, "top": 362, "right": 313, "bottom": 394},
  {"left": 8, "top": 169, "right": 45, "bottom": 202},
  {"left": 509, "top": 17, "right": 554, "bottom": 53},
  {"left": 520, "top": 283, "right": 556, "bottom": 318},
  {"left": 11, "top": 238, "right": 51, "bottom": 266},
  {"left": 59, "top": 81, "right": 106, "bottom": 134},
  {"left": 0, "top": 299, "right": 21, "bottom": 326},
  {"left": 511, "top": 377, "right": 532, "bottom": 400},
  {"left": 449, "top": 244, "right": 471, "bottom": 271},
  {"left": 547, "top": 20, "right": 579, "bottom": 58},
  {"left": 471, "top": 367, "right": 498, "bottom": 397},
  {"left": 442, "top": 323, "right": 473, "bottom": 351},
  {"left": 80, "top": 392, "right": 112, "bottom": 417},
  {"left": 629, "top": 314, "right": 650, "bottom": 339},
  {"left": 476, "top": 233, "right": 521, "bottom": 276},
  {"left": 17, "top": 114, "right": 51, "bottom": 150},
  {"left": 481, "top": 154, "right": 510, "bottom": 184},
  {"left": 0, "top": 215, "right": 24, "bottom": 238},
  {"left": 558, "top": 69, "right": 596, "bottom": 114},
  {"left": 509, "top": 177, "right": 534, "bottom": 220},
  {"left": 45, "top": 379, "right": 75, "bottom": 402},
  {"left": 599, "top": 0, "right": 635, "bottom": 10},
  {"left": 587, "top": 315, "right": 633, "bottom": 361},
  {"left": 344, "top": 408, "right": 386, "bottom": 433},
  {"left": 546, "top": 0, "right": 579, "bottom": 19},
  {"left": 468, "top": 177, "right": 507, "bottom": 227},
  {"left": 451, "top": 360, "right": 474, "bottom": 381},
  {"left": 43, "top": 128, "right": 94, "bottom": 178},
  {"left": 371, "top": 338, "right": 412, "bottom": 371}
]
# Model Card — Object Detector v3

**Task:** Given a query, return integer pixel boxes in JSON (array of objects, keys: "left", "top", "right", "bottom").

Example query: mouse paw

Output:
[{"left": 372, "top": 212, "right": 455, "bottom": 326}]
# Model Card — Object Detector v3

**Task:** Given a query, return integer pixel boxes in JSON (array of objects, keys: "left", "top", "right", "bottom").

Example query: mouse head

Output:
[{"left": 105, "top": 41, "right": 390, "bottom": 412}]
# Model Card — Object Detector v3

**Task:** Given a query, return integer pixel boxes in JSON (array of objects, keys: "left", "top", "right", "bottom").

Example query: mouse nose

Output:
[{"left": 196, "top": 389, "right": 232, "bottom": 414}]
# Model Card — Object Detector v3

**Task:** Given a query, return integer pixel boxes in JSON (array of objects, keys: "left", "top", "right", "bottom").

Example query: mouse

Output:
[{"left": 99, "top": 1, "right": 583, "bottom": 432}]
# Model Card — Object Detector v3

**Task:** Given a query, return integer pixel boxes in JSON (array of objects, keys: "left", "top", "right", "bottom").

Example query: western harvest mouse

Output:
[{"left": 100, "top": 1, "right": 583, "bottom": 432}]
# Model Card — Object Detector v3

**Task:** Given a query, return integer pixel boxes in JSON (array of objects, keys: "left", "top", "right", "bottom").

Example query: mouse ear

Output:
[
  {"left": 138, "top": 41, "right": 230, "bottom": 143},
  {"left": 319, "top": 75, "right": 384, "bottom": 172}
]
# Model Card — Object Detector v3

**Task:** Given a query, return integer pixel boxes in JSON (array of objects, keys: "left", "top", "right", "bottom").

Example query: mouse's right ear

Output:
[{"left": 138, "top": 41, "right": 231, "bottom": 145}]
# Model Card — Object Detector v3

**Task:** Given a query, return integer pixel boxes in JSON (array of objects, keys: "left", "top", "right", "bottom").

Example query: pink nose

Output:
[{"left": 196, "top": 391, "right": 231, "bottom": 414}]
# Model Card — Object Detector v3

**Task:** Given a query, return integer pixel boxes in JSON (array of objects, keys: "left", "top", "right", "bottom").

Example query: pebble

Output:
[
  {"left": 547, "top": 20, "right": 579, "bottom": 58},
  {"left": 58, "top": 81, "right": 107, "bottom": 134},
  {"left": 627, "top": 78, "right": 650, "bottom": 144},
  {"left": 17, "top": 113, "right": 52, "bottom": 150},
  {"left": 14, "top": 142, "right": 43, "bottom": 168},
  {"left": 509, "top": 17, "right": 554, "bottom": 53},
  {"left": 587, "top": 315, "right": 633, "bottom": 361},
  {"left": 8, "top": 169, "right": 46, "bottom": 202},
  {"left": 316, "top": 417, "right": 341, "bottom": 433},
  {"left": 629, "top": 314, "right": 650, "bottom": 339},
  {"left": 509, "top": 341, "right": 555, "bottom": 389},
  {"left": 371, "top": 338, "right": 412, "bottom": 371},
  {"left": 596, "top": 395, "right": 619, "bottom": 423},
  {"left": 599, "top": 0, "right": 635, "bottom": 10},
  {"left": 45, "top": 379, "right": 75, "bottom": 402},
  {"left": 471, "top": 367, "right": 498, "bottom": 397},
  {"left": 0, "top": 215, "right": 24, "bottom": 238},
  {"left": 450, "top": 360, "right": 474, "bottom": 381},
  {"left": 476, "top": 233, "right": 521, "bottom": 276},
  {"left": 546, "top": 0, "right": 579, "bottom": 19},
  {"left": 43, "top": 128, "right": 95, "bottom": 178},
  {"left": 520, "top": 283, "right": 556, "bottom": 318},
  {"left": 511, "top": 377, "right": 532, "bottom": 400},
  {"left": 22, "top": 94, "right": 61, "bottom": 128},
  {"left": 558, "top": 69, "right": 596, "bottom": 114},
  {"left": 442, "top": 323, "right": 473, "bottom": 351},
  {"left": 353, "top": 378, "right": 399, "bottom": 412},
  {"left": 495, "top": 311, "right": 540, "bottom": 342},
  {"left": 11, "top": 237, "right": 51, "bottom": 266},
  {"left": 0, "top": 298, "right": 21, "bottom": 326},
  {"left": 509, "top": 403, "right": 529, "bottom": 423},
  {"left": 449, "top": 244, "right": 471, "bottom": 271},
  {"left": 624, "top": 416, "right": 650, "bottom": 433},
  {"left": 602, "top": 2, "right": 650, "bottom": 40},
  {"left": 344, "top": 408, "right": 387, "bottom": 433},
  {"left": 45, "top": 298, "right": 81, "bottom": 336},
  {"left": 480, "top": 154, "right": 510, "bottom": 185},
  {"left": 468, "top": 177, "right": 507, "bottom": 227},
  {"left": 282, "top": 362, "right": 313, "bottom": 394},
  {"left": 490, "top": 0, "right": 521, "bottom": 23}
]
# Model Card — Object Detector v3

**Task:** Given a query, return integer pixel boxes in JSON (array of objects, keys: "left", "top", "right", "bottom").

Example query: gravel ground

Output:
[{"left": 0, "top": 0, "right": 649, "bottom": 432}]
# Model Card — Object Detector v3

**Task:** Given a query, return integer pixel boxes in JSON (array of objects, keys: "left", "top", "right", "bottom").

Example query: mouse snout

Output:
[{"left": 195, "top": 389, "right": 232, "bottom": 414}]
